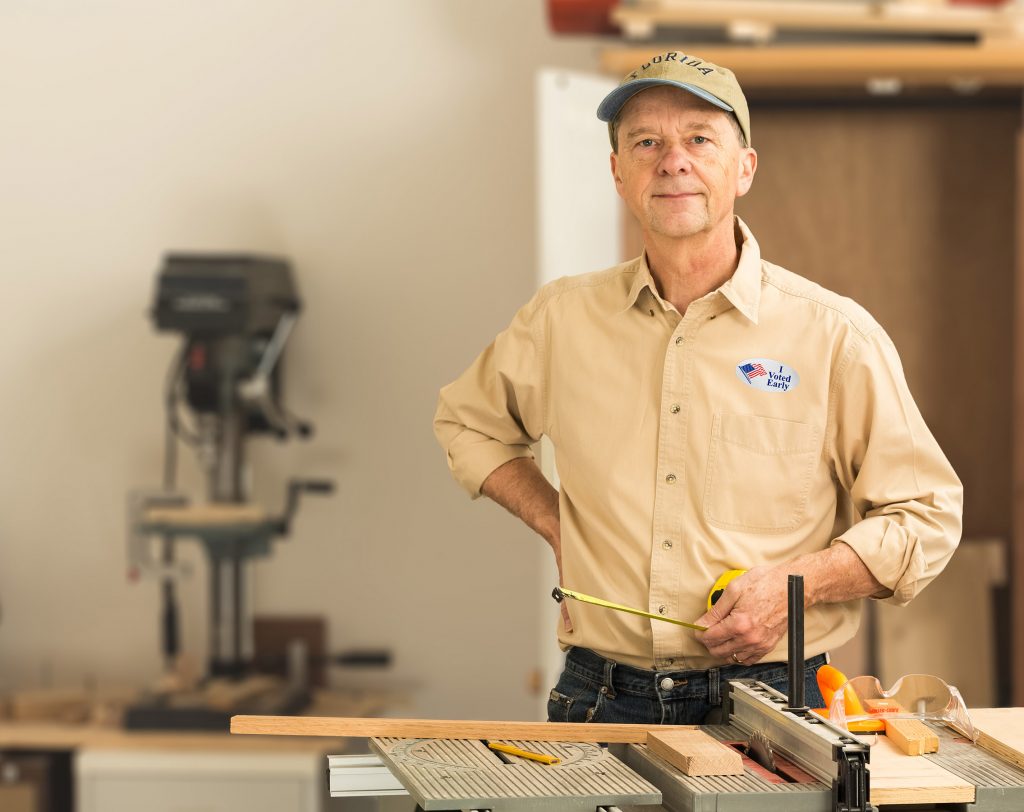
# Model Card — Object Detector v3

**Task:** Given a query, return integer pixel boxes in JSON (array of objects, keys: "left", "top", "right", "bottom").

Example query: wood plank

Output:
[
  {"left": 203, "top": 676, "right": 282, "bottom": 712},
  {"left": 230, "top": 715, "right": 695, "bottom": 743},
  {"left": 9, "top": 690, "right": 91, "bottom": 724},
  {"left": 970, "top": 708, "right": 1024, "bottom": 770},
  {"left": 0, "top": 722, "right": 344, "bottom": 753},
  {"left": 863, "top": 698, "right": 939, "bottom": 755},
  {"left": 882, "top": 719, "right": 939, "bottom": 756},
  {"left": 869, "top": 734, "right": 974, "bottom": 806},
  {"left": 144, "top": 503, "right": 267, "bottom": 526},
  {"left": 646, "top": 729, "right": 743, "bottom": 776}
]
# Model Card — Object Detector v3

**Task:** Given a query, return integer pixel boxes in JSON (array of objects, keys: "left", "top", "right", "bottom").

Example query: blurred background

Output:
[{"left": 1, "top": 0, "right": 1022, "bottom": 809}]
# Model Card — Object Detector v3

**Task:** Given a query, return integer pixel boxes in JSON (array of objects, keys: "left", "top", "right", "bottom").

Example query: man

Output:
[{"left": 433, "top": 52, "right": 962, "bottom": 725}]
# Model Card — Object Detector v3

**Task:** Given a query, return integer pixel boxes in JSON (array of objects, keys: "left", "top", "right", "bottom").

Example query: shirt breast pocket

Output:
[{"left": 702, "top": 413, "right": 819, "bottom": 533}]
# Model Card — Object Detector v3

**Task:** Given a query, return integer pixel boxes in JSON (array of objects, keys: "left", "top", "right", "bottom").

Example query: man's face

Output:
[{"left": 610, "top": 85, "right": 757, "bottom": 241}]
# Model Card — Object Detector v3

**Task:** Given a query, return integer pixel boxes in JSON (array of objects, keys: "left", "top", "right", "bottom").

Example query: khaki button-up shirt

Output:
[{"left": 434, "top": 218, "right": 963, "bottom": 670}]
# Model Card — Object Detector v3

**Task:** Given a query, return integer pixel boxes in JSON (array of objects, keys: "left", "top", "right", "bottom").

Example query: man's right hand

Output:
[
  {"left": 480, "top": 458, "right": 571, "bottom": 632},
  {"left": 549, "top": 529, "right": 573, "bottom": 632}
]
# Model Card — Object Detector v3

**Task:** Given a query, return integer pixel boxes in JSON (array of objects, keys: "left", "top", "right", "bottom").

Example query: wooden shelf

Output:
[
  {"left": 612, "top": 0, "right": 1024, "bottom": 44},
  {"left": 600, "top": 43, "right": 1024, "bottom": 87}
]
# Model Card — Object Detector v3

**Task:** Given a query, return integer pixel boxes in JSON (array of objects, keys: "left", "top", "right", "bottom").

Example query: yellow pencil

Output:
[{"left": 487, "top": 742, "right": 560, "bottom": 765}]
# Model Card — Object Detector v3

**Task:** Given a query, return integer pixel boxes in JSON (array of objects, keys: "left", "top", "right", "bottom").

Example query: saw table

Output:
[
  {"left": 235, "top": 692, "right": 1024, "bottom": 812},
  {"left": 233, "top": 581, "right": 1024, "bottom": 811}
]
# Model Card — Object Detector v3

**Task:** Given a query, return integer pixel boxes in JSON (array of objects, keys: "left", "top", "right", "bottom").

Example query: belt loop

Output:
[
  {"left": 708, "top": 667, "right": 721, "bottom": 706},
  {"left": 602, "top": 658, "right": 618, "bottom": 699}
]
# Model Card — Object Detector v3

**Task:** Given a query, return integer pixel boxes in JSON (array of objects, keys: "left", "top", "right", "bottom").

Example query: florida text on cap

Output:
[{"left": 596, "top": 52, "right": 751, "bottom": 148}]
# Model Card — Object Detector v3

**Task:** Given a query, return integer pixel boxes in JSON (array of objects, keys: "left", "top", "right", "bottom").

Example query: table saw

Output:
[
  {"left": 236, "top": 688, "right": 1024, "bottom": 812},
  {"left": 235, "top": 578, "right": 1024, "bottom": 811}
]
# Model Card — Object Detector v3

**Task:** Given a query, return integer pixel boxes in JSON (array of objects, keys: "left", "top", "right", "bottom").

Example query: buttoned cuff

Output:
[
  {"left": 832, "top": 519, "right": 926, "bottom": 607},
  {"left": 445, "top": 428, "right": 535, "bottom": 499}
]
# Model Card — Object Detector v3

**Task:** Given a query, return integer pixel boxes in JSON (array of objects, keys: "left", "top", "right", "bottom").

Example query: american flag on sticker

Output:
[{"left": 739, "top": 362, "right": 767, "bottom": 382}]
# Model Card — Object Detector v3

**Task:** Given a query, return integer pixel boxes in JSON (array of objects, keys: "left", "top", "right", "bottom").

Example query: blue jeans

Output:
[{"left": 547, "top": 646, "right": 827, "bottom": 725}]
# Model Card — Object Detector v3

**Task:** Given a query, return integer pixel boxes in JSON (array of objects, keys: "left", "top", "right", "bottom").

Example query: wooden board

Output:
[
  {"left": 882, "top": 718, "right": 939, "bottom": 756},
  {"left": 863, "top": 698, "right": 939, "bottom": 755},
  {"left": 646, "top": 729, "right": 743, "bottom": 776},
  {"left": 9, "top": 689, "right": 92, "bottom": 724},
  {"left": 0, "top": 722, "right": 344, "bottom": 753},
  {"left": 144, "top": 503, "right": 267, "bottom": 526},
  {"left": 868, "top": 735, "right": 974, "bottom": 806},
  {"left": 231, "top": 715, "right": 695, "bottom": 744},
  {"left": 204, "top": 676, "right": 282, "bottom": 712},
  {"left": 970, "top": 707, "right": 1024, "bottom": 771}
]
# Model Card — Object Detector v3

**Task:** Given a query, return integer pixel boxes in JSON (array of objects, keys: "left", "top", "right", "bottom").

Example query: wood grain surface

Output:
[
  {"left": 0, "top": 722, "right": 344, "bottom": 753},
  {"left": 230, "top": 715, "right": 697, "bottom": 743},
  {"left": 646, "top": 729, "right": 744, "bottom": 776},
  {"left": 970, "top": 707, "right": 1024, "bottom": 770},
  {"left": 869, "top": 735, "right": 974, "bottom": 805},
  {"left": 883, "top": 718, "right": 940, "bottom": 756},
  {"left": 144, "top": 503, "right": 267, "bottom": 526}
]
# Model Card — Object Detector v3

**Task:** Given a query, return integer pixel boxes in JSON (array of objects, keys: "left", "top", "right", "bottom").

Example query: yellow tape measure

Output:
[
  {"left": 552, "top": 587, "right": 708, "bottom": 631},
  {"left": 707, "top": 569, "right": 747, "bottom": 610},
  {"left": 551, "top": 570, "right": 748, "bottom": 630}
]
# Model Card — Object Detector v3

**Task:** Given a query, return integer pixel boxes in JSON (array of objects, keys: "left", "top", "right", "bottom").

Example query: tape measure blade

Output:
[{"left": 559, "top": 588, "right": 706, "bottom": 631}]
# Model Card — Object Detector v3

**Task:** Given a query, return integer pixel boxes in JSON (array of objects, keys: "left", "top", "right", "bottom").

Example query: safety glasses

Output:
[{"left": 827, "top": 673, "right": 976, "bottom": 742}]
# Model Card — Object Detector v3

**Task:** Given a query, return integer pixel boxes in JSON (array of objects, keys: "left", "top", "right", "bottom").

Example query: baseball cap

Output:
[{"left": 597, "top": 52, "right": 751, "bottom": 148}]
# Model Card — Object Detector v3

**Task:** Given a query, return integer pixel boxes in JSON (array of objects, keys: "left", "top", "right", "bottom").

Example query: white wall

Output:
[
  {"left": 534, "top": 68, "right": 619, "bottom": 715},
  {"left": 0, "top": 0, "right": 607, "bottom": 721}
]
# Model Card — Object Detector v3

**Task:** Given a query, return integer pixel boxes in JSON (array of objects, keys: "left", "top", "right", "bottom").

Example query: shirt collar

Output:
[
  {"left": 620, "top": 216, "right": 763, "bottom": 324},
  {"left": 622, "top": 255, "right": 660, "bottom": 314},
  {"left": 719, "top": 216, "right": 762, "bottom": 325}
]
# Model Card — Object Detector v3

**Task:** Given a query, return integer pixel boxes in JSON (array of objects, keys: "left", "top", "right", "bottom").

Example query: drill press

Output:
[{"left": 125, "top": 253, "right": 334, "bottom": 729}]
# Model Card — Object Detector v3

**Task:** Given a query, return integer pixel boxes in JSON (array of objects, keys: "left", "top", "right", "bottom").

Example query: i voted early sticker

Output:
[{"left": 736, "top": 358, "right": 799, "bottom": 392}]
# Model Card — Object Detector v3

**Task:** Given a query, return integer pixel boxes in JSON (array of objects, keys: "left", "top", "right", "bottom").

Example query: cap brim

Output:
[{"left": 596, "top": 79, "right": 734, "bottom": 122}]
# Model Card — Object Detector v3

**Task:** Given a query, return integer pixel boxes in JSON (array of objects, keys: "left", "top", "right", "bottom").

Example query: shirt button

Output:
[
  {"left": 665, "top": 474, "right": 676, "bottom": 484},
  {"left": 662, "top": 540, "right": 673, "bottom": 550},
  {"left": 658, "top": 605, "right": 667, "bottom": 615},
  {"left": 675, "top": 336, "right": 684, "bottom": 345},
  {"left": 670, "top": 404, "right": 681, "bottom": 414},
  {"left": 660, "top": 677, "right": 675, "bottom": 691}
]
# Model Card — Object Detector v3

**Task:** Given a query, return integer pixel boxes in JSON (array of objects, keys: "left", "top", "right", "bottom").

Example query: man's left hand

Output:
[{"left": 693, "top": 566, "right": 791, "bottom": 665}]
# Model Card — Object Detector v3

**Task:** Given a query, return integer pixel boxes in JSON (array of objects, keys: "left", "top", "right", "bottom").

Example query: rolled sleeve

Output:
[
  {"left": 830, "top": 328, "right": 963, "bottom": 606},
  {"left": 433, "top": 293, "right": 548, "bottom": 498}
]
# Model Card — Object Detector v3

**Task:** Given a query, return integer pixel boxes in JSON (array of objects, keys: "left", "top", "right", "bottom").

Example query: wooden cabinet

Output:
[
  {"left": 0, "top": 724, "right": 341, "bottom": 812},
  {"left": 0, "top": 752, "right": 69, "bottom": 812},
  {"left": 736, "top": 94, "right": 1017, "bottom": 546},
  {"left": 76, "top": 749, "right": 324, "bottom": 812}
]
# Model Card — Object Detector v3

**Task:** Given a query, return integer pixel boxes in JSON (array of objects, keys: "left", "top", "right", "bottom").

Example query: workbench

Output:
[
  {"left": 0, "top": 721, "right": 346, "bottom": 812},
  {"left": 0, "top": 675, "right": 407, "bottom": 811}
]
